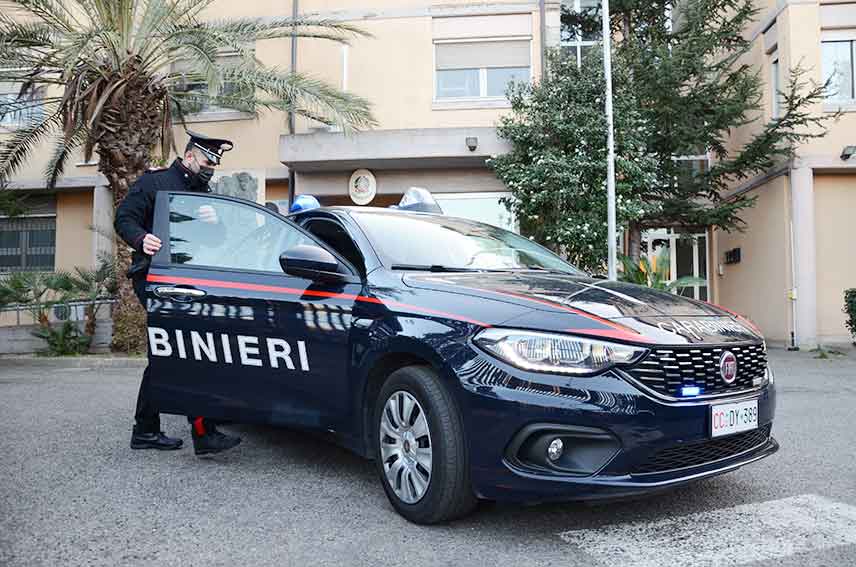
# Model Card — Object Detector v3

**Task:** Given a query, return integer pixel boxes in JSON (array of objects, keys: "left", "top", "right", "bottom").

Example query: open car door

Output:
[{"left": 143, "top": 191, "right": 362, "bottom": 430}]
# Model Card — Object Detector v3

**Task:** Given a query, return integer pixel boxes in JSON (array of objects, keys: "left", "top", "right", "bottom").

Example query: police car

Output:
[{"left": 142, "top": 189, "right": 777, "bottom": 524}]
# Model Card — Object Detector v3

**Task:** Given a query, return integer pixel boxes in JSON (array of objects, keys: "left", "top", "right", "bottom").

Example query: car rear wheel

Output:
[{"left": 374, "top": 365, "right": 477, "bottom": 524}]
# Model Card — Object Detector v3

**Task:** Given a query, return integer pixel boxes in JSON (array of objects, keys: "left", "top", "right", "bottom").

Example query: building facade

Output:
[
  {"left": 1, "top": 0, "right": 854, "bottom": 347},
  {"left": 709, "top": 0, "right": 856, "bottom": 348}
]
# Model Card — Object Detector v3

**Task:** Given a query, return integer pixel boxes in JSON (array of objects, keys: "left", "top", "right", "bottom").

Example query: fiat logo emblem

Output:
[{"left": 719, "top": 351, "right": 738, "bottom": 384}]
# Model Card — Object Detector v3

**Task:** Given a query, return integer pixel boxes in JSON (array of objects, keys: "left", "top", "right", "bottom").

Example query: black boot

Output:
[
  {"left": 192, "top": 423, "right": 241, "bottom": 456},
  {"left": 130, "top": 426, "right": 183, "bottom": 450}
]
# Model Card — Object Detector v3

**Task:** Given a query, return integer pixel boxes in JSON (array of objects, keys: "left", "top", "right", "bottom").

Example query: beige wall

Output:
[
  {"left": 728, "top": 1, "right": 856, "bottom": 163},
  {"left": 55, "top": 191, "right": 94, "bottom": 272},
  {"left": 714, "top": 177, "right": 793, "bottom": 344},
  {"left": 814, "top": 174, "right": 856, "bottom": 343},
  {"left": 296, "top": 167, "right": 508, "bottom": 198}
]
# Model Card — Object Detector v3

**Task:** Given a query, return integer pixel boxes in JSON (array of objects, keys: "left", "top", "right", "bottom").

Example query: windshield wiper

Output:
[
  {"left": 391, "top": 264, "right": 485, "bottom": 273},
  {"left": 509, "top": 267, "right": 577, "bottom": 275}
]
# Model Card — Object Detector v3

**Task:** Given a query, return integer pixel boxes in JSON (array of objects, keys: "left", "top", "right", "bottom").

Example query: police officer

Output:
[{"left": 114, "top": 131, "right": 241, "bottom": 456}]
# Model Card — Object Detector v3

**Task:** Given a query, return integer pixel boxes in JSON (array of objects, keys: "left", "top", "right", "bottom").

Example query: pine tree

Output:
[
  {"left": 493, "top": 0, "right": 834, "bottom": 268},
  {"left": 490, "top": 52, "right": 657, "bottom": 272}
]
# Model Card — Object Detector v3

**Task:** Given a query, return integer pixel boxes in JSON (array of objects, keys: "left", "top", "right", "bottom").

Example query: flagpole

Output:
[{"left": 602, "top": 0, "right": 617, "bottom": 280}]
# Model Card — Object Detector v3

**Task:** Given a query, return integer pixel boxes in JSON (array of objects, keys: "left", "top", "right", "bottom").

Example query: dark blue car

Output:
[{"left": 143, "top": 191, "right": 777, "bottom": 524}]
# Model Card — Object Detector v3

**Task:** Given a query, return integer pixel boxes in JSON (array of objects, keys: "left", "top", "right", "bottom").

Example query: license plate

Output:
[{"left": 710, "top": 399, "right": 758, "bottom": 438}]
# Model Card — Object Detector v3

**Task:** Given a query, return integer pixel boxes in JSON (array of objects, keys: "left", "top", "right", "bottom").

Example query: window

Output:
[
  {"left": 351, "top": 211, "right": 584, "bottom": 274},
  {"left": 433, "top": 192, "right": 517, "bottom": 232},
  {"left": 561, "top": 0, "right": 601, "bottom": 67},
  {"left": 303, "top": 218, "right": 363, "bottom": 272},
  {"left": 168, "top": 194, "right": 313, "bottom": 273},
  {"left": 0, "top": 83, "right": 43, "bottom": 128},
  {"left": 771, "top": 57, "right": 781, "bottom": 118},
  {"left": 822, "top": 39, "right": 855, "bottom": 102},
  {"left": 171, "top": 53, "right": 253, "bottom": 115},
  {"left": 0, "top": 216, "right": 56, "bottom": 272},
  {"left": 434, "top": 40, "right": 531, "bottom": 100}
]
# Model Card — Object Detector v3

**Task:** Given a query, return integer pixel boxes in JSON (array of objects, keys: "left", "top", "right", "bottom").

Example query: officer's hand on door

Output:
[
  {"left": 197, "top": 205, "right": 218, "bottom": 224},
  {"left": 142, "top": 233, "right": 162, "bottom": 255}
]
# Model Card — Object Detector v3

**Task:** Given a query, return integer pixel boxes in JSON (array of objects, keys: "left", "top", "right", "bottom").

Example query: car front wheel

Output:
[{"left": 374, "top": 365, "right": 477, "bottom": 524}]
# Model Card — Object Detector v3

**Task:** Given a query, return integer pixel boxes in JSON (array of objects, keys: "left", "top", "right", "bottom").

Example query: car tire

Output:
[{"left": 373, "top": 365, "right": 477, "bottom": 524}]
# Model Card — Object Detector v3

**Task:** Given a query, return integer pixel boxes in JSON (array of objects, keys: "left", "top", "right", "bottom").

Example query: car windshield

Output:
[{"left": 351, "top": 210, "right": 585, "bottom": 275}]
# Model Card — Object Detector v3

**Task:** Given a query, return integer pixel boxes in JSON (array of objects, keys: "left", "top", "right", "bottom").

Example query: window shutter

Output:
[{"left": 436, "top": 40, "right": 530, "bottom": 70}]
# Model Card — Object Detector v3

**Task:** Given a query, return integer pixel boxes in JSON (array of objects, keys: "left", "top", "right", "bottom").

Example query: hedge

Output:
[{"left": 845, "top": 289, "right": 856, "bottom": 343}]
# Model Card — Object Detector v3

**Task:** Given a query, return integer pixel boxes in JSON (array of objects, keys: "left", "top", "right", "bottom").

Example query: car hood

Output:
[{"left": 402, "top": 272, "right": 762, "bottom": 345}]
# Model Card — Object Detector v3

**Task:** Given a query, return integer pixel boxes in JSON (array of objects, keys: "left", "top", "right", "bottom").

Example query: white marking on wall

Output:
[{"left": 558, "top": 494, "right": 856, "bottom": 567}]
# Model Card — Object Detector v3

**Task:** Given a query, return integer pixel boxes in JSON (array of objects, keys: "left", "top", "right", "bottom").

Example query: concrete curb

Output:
[{"left": 0, "top": 355, "right": 147, "bottom": 369}]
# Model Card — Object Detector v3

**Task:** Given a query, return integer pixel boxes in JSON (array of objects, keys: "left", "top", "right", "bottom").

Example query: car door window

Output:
[
  {"left": 303, "top": 218, "right": 364, "bottom": 272},
  {"left": 168, "top": 193, "right": 314, "bottom": 273}
]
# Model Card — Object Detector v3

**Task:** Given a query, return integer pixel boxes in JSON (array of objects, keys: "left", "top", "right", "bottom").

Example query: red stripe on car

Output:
[
  {"left": 145, "top": 274, "right": 491, "bottom": 328},
  {"left": 452, "top": 286, "right": 649, "bottom": 340}
]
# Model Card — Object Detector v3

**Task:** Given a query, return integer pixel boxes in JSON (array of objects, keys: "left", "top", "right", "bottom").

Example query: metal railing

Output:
[{"left": 0, "top": 298, "right": 116, "bottom": 327}]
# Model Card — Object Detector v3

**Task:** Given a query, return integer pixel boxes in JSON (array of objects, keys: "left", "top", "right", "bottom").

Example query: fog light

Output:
[{"left": 547, "top": 438, "right": 564, "bottom": 461}]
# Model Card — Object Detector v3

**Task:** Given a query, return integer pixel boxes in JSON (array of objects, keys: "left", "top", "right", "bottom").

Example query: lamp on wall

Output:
[
  {"left": 840, "top": 145, "right": 856, "bottom": 161},
  {"left": 465, "top": 136, "right": 478, "bottom": 152}
]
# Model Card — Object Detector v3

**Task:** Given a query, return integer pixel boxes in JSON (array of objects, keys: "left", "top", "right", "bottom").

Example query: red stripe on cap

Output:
[{"left": 145, "top": 274, "right": 491, "bottom": 327}]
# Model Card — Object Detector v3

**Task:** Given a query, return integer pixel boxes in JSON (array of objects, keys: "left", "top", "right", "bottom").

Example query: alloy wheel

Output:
[{"left": 379, "top": 390, "right": 433, "bottom": 504}]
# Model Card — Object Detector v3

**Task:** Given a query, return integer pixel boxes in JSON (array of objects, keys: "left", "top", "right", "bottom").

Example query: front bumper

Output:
[{"left": 455, "top": 354, "right": 778, "bottom": 503}]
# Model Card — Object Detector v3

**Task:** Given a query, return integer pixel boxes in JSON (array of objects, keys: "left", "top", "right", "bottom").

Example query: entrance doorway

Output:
[{"left": 641, "top": 229, "right": 710, "bottom": 300}]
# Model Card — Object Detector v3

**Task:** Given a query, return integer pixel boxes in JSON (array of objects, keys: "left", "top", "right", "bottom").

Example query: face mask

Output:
[
  {"left": 196, "top": 165, "right": 214, "bottom": 186},
  {"left": 183, "top": 155, "right": 214, "bottom": 190}
]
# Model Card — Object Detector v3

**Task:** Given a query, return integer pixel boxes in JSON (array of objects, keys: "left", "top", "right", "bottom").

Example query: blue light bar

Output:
[{"left": 681, "top": 386, "right": 702, "bottom": 396}]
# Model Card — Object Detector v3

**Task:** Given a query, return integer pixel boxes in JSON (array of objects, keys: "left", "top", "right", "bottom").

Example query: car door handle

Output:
[{"left": 155, "top": 286, "right": 207, "bottom": 299}]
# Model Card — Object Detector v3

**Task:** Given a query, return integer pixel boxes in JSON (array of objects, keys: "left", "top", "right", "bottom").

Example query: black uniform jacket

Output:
[{"left": 114, "top": 159, "right": 217, "bottom": 279}]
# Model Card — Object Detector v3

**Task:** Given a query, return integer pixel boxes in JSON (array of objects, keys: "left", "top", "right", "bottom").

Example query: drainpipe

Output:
[
  {"left": 787, "top": 161, "right": 799, "bottom": 350},
  {"left": 287, "top": 0, "right": 298, "bottom": 206},
  {"left": 539, "top": 0, "right": 547, "bottom": 81}
]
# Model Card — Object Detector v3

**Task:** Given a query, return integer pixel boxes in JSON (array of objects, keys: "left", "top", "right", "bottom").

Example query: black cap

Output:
[{"left": 186, "top": 130, "right": 234, "bottom": 166}]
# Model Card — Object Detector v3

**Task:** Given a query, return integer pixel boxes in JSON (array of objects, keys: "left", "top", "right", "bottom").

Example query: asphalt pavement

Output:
[{"left": 1, "top": 349, "right": 855, "bottom": 567}]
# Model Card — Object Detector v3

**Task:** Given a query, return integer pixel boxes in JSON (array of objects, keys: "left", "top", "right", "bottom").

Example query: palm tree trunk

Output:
[
  {"left": 95, "top": 78, "right": 165, "bottom": 353},
  {"left": 102, "top": 159, "right": 150, "bottom": 354},
  {"left": 84, "top": 303, "right": 97, "bottom": 338}
]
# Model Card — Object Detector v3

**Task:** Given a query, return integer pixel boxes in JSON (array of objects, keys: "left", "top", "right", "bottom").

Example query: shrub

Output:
[
  {"left": 844, "top": 289, "right": 856, "bottom": 343},
  {"left": 32, "top": 320, "right": 91, "bottom": 356}
]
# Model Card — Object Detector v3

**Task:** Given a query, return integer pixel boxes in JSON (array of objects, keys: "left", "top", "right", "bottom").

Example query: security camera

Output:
[
  {"left": 841, "top": 145, "right": 856, "bottom": 161},
  {"left": 465, "top": 136, "right": 478, "bottom": 152}
]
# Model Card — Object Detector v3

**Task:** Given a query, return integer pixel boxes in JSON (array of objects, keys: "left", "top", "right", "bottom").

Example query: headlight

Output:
[{"left": 474, "top": 328, "right": 648, "bottom": 375}]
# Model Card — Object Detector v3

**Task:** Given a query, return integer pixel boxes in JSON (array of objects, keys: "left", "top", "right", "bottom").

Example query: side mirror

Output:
[{"left": 280, "top": 244, "right": 340, "bottom": 279}]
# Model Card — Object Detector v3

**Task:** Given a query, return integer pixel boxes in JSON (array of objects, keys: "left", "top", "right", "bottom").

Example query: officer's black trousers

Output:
[
  {"left": 132, "top": 277, "right": 161, "bottom": 433},
  {"left": 133, "top": 277, "right": 208, "bottom": 435}
]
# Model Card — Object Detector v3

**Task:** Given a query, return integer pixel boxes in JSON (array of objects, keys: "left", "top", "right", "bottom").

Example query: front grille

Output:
[
  {"left": 626, "top": 343, "right": 767, "bottom": 398},
  {"left": 633, "top": 424, "right": 772, "bottom": 475}
]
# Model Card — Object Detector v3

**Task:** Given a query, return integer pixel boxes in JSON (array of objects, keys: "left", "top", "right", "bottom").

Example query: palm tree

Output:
[
  {"left": 619, "top": 246, "right": 705, "bottom": 293},
  {"left": 67, "top": 255, "right": 117, "bottom": 339},
  {"left": 0, "top": 270, "right": 74, "bottom": 328},
  {"left": 0, "top": 0, "right": 376, "bottom": 351}
]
